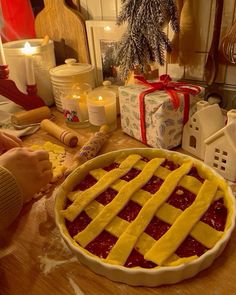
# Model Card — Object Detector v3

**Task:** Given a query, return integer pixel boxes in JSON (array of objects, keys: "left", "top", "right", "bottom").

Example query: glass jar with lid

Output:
[{"left": 93, "top": 80, "right": 120, "bottom": 115}]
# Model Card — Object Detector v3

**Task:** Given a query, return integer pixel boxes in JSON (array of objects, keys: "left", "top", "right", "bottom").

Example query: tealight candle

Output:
[
  {"left": 87, "top": 89, "right": 117, "bottom": 131},
  {"left": 21, "top": 42, "right": 36, "bottom": 85},
  {"left": 0, "top": 36, "right": 6, "bottom": 65}
]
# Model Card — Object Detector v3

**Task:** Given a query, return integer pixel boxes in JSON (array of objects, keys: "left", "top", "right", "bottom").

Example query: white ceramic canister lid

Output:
[{"left": 49, "top": 58, "right": 94, "bottom": 78}]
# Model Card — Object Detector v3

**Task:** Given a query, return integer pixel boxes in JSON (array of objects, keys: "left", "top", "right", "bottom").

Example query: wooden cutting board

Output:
[{"left": 35, "top": 0, "right": 90, "bottom": 65}]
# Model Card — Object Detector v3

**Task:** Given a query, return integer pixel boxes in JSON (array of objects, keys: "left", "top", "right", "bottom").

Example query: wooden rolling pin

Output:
[
  {"left": 11, "top": 106, "right": 51, "bottom": 126},
  {"left": 40, "top": 119, "right": 78, "bottom": 147},
  {"left": 65, "top": 125, "right": 111, "bottom": 175}
]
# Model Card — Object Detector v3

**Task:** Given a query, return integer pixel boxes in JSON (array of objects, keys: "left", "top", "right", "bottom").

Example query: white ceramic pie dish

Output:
[{"left": 54, "top": 148, "right": 236, "bottom": 287}]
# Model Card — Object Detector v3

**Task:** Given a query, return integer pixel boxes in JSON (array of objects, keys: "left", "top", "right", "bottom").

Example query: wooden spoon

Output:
[{"left": 204, "top": 0, "right": 224, "bottom": 85}]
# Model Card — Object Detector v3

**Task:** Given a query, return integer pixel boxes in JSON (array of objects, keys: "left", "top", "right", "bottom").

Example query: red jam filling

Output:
[
  {"left": 125, "top": 249, "right": 157, "bottom": 268},
  {"left": 73, "top": 174, "right": 97, "bottom": 192},
  {"left": 187, "top": 166, "right": 204, "bottom": 182},
  {"left": 118, "top": 200, "right": 141, "bottom": 222},
  {"left": 104, "top": 162, "right": 120, "bottom": 171},
  {"left": 85, "top": 231, "right": 118, "bottom": 259},
  {"left": 145, "top": 216, "right": 170, "bottom": 240},
  {"left": 96, "top": 187, "right": 117, "bottom": 205},
  {"left": 66, "top": 211, "right": 91, "bottom": 237},
  {"left": 201, "top": 198, "right": 227, "bottom": 231},
  {"left": 121, "top": 168, "right": 141, "bottom": 182},
  {"left": 176, "top": 235, "right": 207, "bottom": 257},
  {"left": 65, "top": 159, "right": 227, "bottom": 268},
  {"left": 161, "top": 159, "right": 179, "bottom": 170},
  {"left": 167, "top": 186, "right": 196, "bottom": 210},
  {"left": 142, "top": 175, "right": 163, "bottom": 194}
]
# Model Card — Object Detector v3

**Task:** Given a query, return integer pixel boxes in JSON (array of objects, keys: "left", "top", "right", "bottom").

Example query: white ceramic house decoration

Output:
[
  {"left": 204, "top": 109, "right": 236, "bottom": 182},
  {"left": 182, "top": 100, "right": 225, "bottom": 160}
]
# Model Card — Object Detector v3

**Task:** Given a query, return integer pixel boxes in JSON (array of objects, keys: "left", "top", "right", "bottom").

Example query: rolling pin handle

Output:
[{"left": 40, "top": 119, "right": 78, "bottom": 147}]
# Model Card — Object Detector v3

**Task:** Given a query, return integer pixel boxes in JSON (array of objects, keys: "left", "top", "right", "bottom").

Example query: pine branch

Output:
[
  {"left": 166, "top": 0, "right": 180, "bottom": 32},
  {"left": 117, "top": 0, "right": 142, "bottom": 25},
  {"left": 116, "top": 26, "right": 149, "bottom": 80},
  {"left": 116, "top": 0, "right": 180, "bottom": 80},
  {"left": 138, "top": 24, "right": 172, "bottom": 66}
]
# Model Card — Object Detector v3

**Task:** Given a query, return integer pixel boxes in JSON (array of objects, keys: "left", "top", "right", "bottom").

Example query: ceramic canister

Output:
[
  {"left": 49, "top": 59, "right": 95, "bottom": 112},
  {"left": 3, "top": 38, "right": 56, "bottom": 106}
]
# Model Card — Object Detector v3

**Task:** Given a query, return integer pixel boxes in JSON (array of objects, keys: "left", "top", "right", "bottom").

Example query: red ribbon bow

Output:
[{"left": 134, "top": 74, "right": 202, "bottom": 145}]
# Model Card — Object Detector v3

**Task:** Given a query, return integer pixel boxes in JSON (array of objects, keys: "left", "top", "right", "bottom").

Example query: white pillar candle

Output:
[
  {"left": 87, "top": 89, "right": 117, "bottom": 131},
  {"left": 0, "top": 36, "right": 6, "bottom": 65},
  {"left": 21, "top": 42, "right": 36, "bottom": 85},
  {"left": 74, "top": 93, "right": 89, "bottom": 121}
]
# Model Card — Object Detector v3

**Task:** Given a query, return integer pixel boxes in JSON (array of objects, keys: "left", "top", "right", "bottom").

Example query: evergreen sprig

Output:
[{"left": 116, "top": 0, "right": 179, "bottom": 80}]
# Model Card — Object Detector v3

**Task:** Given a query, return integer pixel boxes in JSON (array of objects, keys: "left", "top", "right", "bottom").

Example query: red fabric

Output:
[
  {"left": 135, "top": 74, "right": 202, "bottom": 145},
  {"left": 183, "top": 92, "right": 190, "bottom": 126},
  {"left": 0, "top": 0, "right": 35, "bottom": 42}
]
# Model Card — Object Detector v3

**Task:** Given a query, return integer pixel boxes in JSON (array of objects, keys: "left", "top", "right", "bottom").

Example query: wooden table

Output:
[{"left": 1, "top": 109, "right": 236, "bottom": 295}]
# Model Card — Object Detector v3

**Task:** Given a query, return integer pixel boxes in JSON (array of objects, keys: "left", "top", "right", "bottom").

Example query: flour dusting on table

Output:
[
  {"left": 38, "top": 222, "right": 78, "bottom": 275},
  {"left": 67, "top": 277, "right": 85, "bottom": 295},
  {"left": 39, "top": 254, "right": 77, "bottom": 275}
]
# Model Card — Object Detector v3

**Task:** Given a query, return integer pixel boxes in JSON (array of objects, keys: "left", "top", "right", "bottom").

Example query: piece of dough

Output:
[{"left": 30, "top": 141, "right": 66, "bottom": 182}]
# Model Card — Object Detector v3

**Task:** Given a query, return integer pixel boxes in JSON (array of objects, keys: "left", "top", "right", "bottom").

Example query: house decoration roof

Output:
[
  {"left": 190, "top": 101, "right": 225, "bottom": 138},
  {"left": 205, "top": 109, "right": 236, "bottom": 151}
]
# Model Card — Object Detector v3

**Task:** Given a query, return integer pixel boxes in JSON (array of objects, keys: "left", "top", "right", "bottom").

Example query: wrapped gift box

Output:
[{"left": 119, "top": 77, "right": 205, "bottom": 149}]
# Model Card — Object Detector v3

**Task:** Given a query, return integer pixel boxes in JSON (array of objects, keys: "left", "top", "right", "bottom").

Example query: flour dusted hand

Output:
[{"left": 0, "top": 147, "right": 53, "bottom": 203}]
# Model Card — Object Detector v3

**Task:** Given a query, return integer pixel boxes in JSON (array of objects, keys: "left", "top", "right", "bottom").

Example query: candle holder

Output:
[
  {"left": 0, "top": 65, "right": 45, "bottom": 110},
  {"left": 61, "top": 83, "right": 91, "bottom": 129},
  {"left": 87, "top": 89, "right": 117, "bottom": 131}
]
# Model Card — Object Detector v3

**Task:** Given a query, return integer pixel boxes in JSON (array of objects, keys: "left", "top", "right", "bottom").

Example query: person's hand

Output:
[
  {"left": 0, "top": 147, "right": 53, "bottom": 203},
  {"left": 0, "top": 131, "right": 22, "bottom": 154}
]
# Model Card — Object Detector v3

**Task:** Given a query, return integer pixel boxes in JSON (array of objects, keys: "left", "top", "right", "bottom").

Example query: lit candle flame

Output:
[
  {"left": 21, "top": 42, "right": 35, "bottom": 55},
  {"left": 98, "top": 96, "right": 103, "bottom": 101},
  {"left": 104, "top": 26, "right": 111, "bottom": 32},
  {"left": 73, "top": 94, "right": 81, "bottom": 99}
]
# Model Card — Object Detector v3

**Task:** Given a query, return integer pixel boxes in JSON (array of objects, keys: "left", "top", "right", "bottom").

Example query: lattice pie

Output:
[{"left": 55, "top": 149, "right": 235, "bottom": 286}]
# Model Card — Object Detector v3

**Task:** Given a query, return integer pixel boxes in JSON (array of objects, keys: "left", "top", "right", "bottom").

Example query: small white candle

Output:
[
  {"left": 61, "top": 83, "right": 91, "bottom": 128},
  {"left": 74, "top": 93, "right": 89, "bottom": 121},
  {"left": 0, "top": 36, "right": 6, "bottom": 65},
  {"left": 87, "top": 90, "right": 117, "bottom": 130},
  {"left": 62, "top": 93, "right": 88, "bottom": 121},
  {"left": 21, "top": 42, "right": 36, "bottom": 85}
]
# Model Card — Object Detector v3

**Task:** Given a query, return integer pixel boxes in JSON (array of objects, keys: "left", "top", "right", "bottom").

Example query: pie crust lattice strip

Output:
[{"left": 55, "top": 148, "right": 235, "bottom": 287}]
